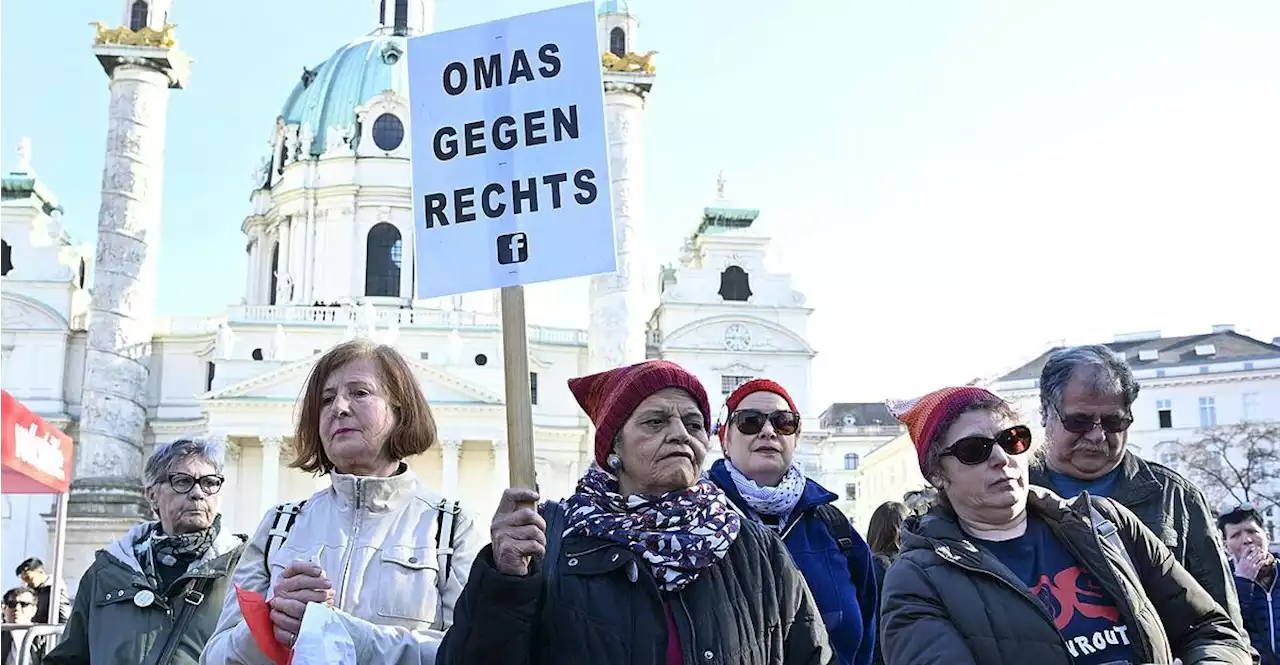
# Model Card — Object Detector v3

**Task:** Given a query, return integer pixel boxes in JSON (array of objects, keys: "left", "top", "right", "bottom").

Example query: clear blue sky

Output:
[{"left": 3, "top": 1, "right": 1278, "bottom": 407}]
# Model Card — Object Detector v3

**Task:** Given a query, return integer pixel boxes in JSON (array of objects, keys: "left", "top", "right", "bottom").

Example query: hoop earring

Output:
[{"left": 606, "top": 453, "right": 622, "bottom": 471}]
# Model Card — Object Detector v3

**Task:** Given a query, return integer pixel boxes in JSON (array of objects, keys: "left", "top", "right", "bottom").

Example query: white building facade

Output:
[{"left": 0, "top": 0, "right": 822, "bottom": 592}]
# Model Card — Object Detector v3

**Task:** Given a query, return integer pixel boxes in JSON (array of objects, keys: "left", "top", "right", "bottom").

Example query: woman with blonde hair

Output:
[{"left": 202, "top": 340, "right": 483, "bottom": 665}]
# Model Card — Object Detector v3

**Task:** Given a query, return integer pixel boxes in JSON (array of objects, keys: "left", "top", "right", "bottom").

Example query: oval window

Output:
[{"left": 371, "top": 113, "right": 405, "bottom": 151}]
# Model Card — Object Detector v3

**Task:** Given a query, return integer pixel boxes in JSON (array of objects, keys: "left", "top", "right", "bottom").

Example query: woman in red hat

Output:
[
  {"left": 438, "top": 360, "right": 834, "bottom": 665},
  {"left": 706, "top": 379, "right": 879, "bottom": 665}
]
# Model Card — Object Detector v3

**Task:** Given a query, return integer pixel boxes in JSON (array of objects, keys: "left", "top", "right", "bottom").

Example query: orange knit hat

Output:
[{"left": 887, "top": 386, "right": 1002, "bottom": 476}]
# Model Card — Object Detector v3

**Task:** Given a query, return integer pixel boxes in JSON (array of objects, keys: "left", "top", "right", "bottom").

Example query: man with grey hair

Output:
[
  {"left": 1028, "top": 344, "right": 1246, "bottom": 634},
  {"left": 44, "top": 437, "right": 247, "bottom": 665}
]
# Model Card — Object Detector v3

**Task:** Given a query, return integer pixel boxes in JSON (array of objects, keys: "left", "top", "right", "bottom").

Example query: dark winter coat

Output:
[
  {"left": 708, "top": 460, "right": 878, "bottom": 665},
  {"left": 1031, "top": 451, "right": 1245, "bottom": 631},
  {"left": 1236, "top": 571, "right": 1280, "bottom": 665},
  {"left": 437, "top": 505, "right": 834, "bottom": 665},
  {"left": 880, "top": 486, "right": 1250, "bottom": 665},
  {"left": 42, "top": 524, "right": 246, "bottom": 665}
]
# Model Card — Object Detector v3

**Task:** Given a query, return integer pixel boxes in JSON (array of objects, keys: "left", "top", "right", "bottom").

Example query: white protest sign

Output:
[{"left": 407, "top": 1, "right": 615, "bottom": 299}]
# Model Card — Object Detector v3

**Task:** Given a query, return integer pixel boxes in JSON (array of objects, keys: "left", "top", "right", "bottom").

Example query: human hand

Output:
[
  {"left": 269, "top": 560, "right": 335, "bottom": 647},
  {"left": 1235, "top": 546, "right": 1272, "bottom": 581},
  {"left": 491, "top": 488, "right": 547, "bottom": 577}
]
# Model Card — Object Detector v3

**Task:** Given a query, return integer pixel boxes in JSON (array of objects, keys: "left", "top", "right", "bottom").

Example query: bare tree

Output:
[{"left": 1173, "top": 421, "right": 1280, "bottom": 513}]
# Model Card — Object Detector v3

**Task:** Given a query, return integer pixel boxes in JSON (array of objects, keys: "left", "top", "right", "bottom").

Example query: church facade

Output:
[{"left": 0, "top": 0, "right": 819, "bottom": 590}]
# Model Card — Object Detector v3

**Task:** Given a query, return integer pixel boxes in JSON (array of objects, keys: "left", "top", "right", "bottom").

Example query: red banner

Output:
[{"left": 1, "top": 390, "right": 74, "bottom": 494}]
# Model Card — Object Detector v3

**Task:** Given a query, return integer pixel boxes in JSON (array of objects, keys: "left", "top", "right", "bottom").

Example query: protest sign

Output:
[{"left": 408, "top": 2, "right": 614, "bottom": 488}]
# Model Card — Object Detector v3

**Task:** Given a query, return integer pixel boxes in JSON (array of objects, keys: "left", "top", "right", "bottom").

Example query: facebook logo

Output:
[{"left": 496, "top": 232, "right": 529, "bottom": 265}]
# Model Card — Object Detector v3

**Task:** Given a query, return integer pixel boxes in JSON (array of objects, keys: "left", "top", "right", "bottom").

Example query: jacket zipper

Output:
[
  {"left": 677, "top": 593, "right": 699, "bottom": 665},
  {"left": 936, "top": 553, "right": 1077, "bottom": 665},
  {"left": 337, "top": 478, "right": 364, "bottom": 602}
]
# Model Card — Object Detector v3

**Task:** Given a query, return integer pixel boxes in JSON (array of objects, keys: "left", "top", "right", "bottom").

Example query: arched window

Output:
[
  {"left": 1, "top": 240, "right": 12, "bottom": 276},
  {"left": 609, "top": 27, "right": 626, "bottom": 57},
  {"left": 129, "top": 0, "right": 149, "bottom": 31},
  {"left": 718, "top": 265, "right": 752, "bottom": 302},
  {"left": 393, "top": 0, "right": 409, "bottom": 35},
  {"left": 365, "top": 223, "right": 402, "bottom": 297},
  {"left": 379, "top": 0, "right": 386, "bottom": 25},
  {"left": 844, "top": 453, "right": 860, "bottom": 471},
  {"left": 269, "top": 242, "right": 279, "bottom": 305}
]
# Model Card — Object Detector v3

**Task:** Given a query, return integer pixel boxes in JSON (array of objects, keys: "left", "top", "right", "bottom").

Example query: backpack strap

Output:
[
  {"left": 814, "top": 503, "right": 864, "bottom": 584},
  {"left": 432, "top": 499, "right": 462, "bottom": 631},
  {"left": 1074, "top": 495, "right": 1138, "bottom": 576},
  {"left": 262, "top": 501, "right": 307, "bottom": 579}
]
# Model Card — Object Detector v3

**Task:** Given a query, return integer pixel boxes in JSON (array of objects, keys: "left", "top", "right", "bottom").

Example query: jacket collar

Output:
[
  {"left": 1029, "top": 451, "right": 1161, "bottom": 506},
  {"left": 104, "top": 520, "right": 245, "bottom": 576},
  {"left": 706, "top": 458, "right": 837, "bottom": 521},
  {"left": 900, "top": 486, "right": 1089, "bottom": 561},
  {"left": 327, "top": 463, "right": 420, "bottom": 514}
]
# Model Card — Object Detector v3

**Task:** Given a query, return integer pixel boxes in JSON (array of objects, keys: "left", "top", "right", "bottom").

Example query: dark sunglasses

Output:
[
  {"left": 1055, "top": 411, "right": 1134, "bottom": 435},
  {"left": 4, "top": 600, "right": 33, "bottom": 608},
  {"left": 942, "top": 425, "right": 1033, "bottom": 465},
  {"left": 167, "top": 472, "right": 225, "bottom": 495},
  {"left": 731, "top": 409, "right": 801, "bottom": 436}
]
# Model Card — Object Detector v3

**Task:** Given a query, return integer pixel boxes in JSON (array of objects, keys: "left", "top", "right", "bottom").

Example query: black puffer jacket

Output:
[
  {"left": 438, "top": 508, "right": 833, "bottom": 665},
  {"left": 880, "top": 487, "right": 1250, "bottom": 665}
]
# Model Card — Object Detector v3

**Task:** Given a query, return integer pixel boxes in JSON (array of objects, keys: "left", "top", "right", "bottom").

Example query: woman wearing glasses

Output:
[
  {"left": 45, "top": 438, "right": 247, "bottom": 665},
  {"left": 706, "top": 379, "right": 879, "bottom": 665},
  {"left": 878, "top": 386, "right": 1249, "bottom": 665}
]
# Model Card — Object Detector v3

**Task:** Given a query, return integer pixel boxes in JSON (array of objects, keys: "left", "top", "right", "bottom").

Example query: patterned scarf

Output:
[
  {"left": 563, "top": 465, "right": 741, "bottom": 593},
  {"left": 724, "top": 460, "right": 807, "bottom": 527},
  {"left": 133, "top": 514, "right": 222, "bottom": 592}
]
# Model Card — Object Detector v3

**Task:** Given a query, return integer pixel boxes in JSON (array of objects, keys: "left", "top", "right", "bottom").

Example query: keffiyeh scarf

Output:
[
  {"left": 723, "top": 459, "right": 807, "bottom": 527},
  {"left": 133, "top": 514, "right": 221, "bottom": 592},
  {"left": 563, "top": 465, "right": 741, "bottom": 593}
]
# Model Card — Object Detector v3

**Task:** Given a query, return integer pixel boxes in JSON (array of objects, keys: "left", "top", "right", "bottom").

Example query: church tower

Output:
[
  {"left": 68, "top": 0, "right": 190, "bottom": 573},
  {"left": 588, "top": 0, "right": 655, "bottom": 372}
]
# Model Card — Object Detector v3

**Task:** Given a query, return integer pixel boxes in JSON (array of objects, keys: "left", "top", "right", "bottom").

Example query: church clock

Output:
[{"left": 723, "top": 324, "right": 751, "bottom": 351}]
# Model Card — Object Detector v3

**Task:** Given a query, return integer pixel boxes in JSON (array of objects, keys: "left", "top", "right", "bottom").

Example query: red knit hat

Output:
[
  {"left": 568, "top": 360, "right": 712, "bottom": 468},
  {"left": 886, "top": 386, "right": 1002, "bottom": 476},
  {"left": 718, "top": 379, "right": 799, "bottom": 442}
]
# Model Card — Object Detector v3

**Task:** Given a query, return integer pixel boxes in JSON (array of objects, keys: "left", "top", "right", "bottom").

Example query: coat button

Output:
[
  {"left": 611, "top": 553, "right": 619, "bottom": 562},
  {"left": 408, "top": 557, "right": 418, "bottom": 563},
  {"left": 568, "top": 558, "right": 579, "bottom": 567},
  {"left": 117, "top": 590, "right": 125, "bottom": 597},
  {"left": 704, "top": 650, "right": 714, "bottom": 659}
]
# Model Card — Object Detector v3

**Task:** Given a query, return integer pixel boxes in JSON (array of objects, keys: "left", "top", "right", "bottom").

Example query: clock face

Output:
[{"left": 723, "top": 324, "right": 751, "bottom": 351}]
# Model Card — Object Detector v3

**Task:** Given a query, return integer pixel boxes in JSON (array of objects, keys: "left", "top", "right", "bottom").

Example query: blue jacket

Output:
[
  {"left": 1236, "top": 572, "right": 1280, "bottom": 665},
  {"left": 708, "top": 459, "right": 878, "bottom": 665}
]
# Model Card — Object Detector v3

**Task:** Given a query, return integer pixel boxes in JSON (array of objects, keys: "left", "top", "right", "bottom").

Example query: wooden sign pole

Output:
[{"left": 500, "top": 284, "right": 538, "bottom": 490}]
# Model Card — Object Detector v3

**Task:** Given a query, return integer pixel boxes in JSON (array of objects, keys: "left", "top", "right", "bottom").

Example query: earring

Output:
[{"left": 606, "top": 453, "right": 622, "bottom": 470}]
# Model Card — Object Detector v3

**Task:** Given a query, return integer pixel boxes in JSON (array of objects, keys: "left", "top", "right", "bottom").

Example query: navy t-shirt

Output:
[
  {"left": 1047, "top": 466, "right": 1122, "bottom": 499},
  {"left": 975, "top": 516, "right": 1137, "bottom": 665}
]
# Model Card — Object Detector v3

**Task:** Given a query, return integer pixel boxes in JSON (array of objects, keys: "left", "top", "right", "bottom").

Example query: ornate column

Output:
[
  {"left": 220, "top": 439, "right": 241, "bottom": 532},
  {"left": 260, "top": 436, "right": 282, "bottom": 513},
  {"left": 587, "top": 45, "right": 656, "bottom": 373},
  {"left": 66, "top": 13, "right": 191, "bottom": 577},
  {"left": 440, "top": 439, "right": 461, "bottom": 498}
]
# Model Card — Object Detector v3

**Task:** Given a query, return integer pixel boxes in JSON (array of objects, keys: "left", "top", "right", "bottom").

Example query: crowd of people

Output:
[{"left": 3, "top": 340, "right": 1275, "bottom": 665}]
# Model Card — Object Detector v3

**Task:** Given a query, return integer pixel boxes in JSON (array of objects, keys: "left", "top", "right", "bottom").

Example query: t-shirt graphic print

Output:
[{"left": 976, "top": 517, "right": 1137, "bottom": 665}]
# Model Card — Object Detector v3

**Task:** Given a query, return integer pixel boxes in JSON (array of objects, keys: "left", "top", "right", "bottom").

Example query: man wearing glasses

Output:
[
  {"left": 3, "top": 586, "right": 53, "bottom": 665},
  {"left": 1028, "top": 344, "right": 1246, "bottom": 635},
  {"left": 43, "top": 438, "right": 247, "bottom": 665}
]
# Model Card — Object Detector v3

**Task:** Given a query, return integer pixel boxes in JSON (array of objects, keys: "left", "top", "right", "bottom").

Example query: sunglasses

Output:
[
  {"left": 730, "top": 409, "right": 801, "bottom": 437},
  {"left": 4, "top": 600, "right": 33, "bottom": 608},
  {"left": 167, "top": 472, "right": 225, "bottom": 495},
  {"left": 1055, "top": 411, "right": 1134, "bottom": 435},
  {"left": 942, "top": 425, "right": 1033, "bottom": 465}
]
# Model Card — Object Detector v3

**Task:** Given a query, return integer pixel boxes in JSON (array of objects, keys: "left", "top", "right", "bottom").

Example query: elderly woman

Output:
[
  {"left": 879, "top": 386, "right": 1250, "bottom": 665},
  {"left": 201, "top": 340, "right": 483, "bottom": 665},
  {"left": 439, "top": 359, "right": 832, "bottom": 665},
  {"left": 44, "top": 438, "right": 246, "bottom": 665},
  {"left": 705, "top": 379, "right": 877, "bottom": 665}
]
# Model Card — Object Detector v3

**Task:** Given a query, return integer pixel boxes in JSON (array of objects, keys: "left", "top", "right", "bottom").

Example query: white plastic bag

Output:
[{"left": 290, "top": 603, "right": 358, "bottom": 665}]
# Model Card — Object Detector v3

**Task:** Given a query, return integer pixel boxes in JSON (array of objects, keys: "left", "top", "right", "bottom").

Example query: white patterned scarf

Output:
[{"left": 724, "top": 459, "right": 807, "bottom": 526}]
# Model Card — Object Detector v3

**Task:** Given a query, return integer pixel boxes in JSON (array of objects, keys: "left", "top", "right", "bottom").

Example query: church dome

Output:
[
  {"left": 599, "top": 0, "right": 631, "bottom": 14},
  {"left": 280, "top": 33, "right": 408, "bottom": 156}
]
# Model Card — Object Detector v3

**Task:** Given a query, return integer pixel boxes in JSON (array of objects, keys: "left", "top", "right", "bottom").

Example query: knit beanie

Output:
[
  {"left": 718, "top": 379, "right": 799, "bottom": 443},
  {"left": 886, "top": 386, "right": 1001, "bottom": 477},
  {"left": 568, "top": 360, "right": 712, "bottom": 468}
]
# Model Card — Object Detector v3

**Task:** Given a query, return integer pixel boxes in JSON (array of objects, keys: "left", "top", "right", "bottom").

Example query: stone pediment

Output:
[
  {"left": 201, "top": 353, "right": 504, "bottom": 405},
  {"left": 661, "top": 315, "right": 814, "bottom": 354},
  {"left": 1, "top": 293, "right": 69, "bottom": 331}
]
